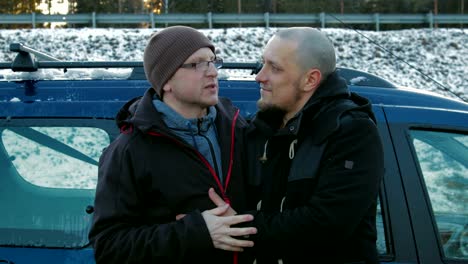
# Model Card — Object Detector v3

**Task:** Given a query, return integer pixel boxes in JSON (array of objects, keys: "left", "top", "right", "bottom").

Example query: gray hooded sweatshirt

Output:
[{"left": 153, "top": 99, "right": 224, "bottom": 184}]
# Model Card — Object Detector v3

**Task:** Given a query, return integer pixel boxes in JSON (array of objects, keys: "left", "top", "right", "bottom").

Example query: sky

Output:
[
  {"left": 37, "top": 0, "right": 69, "bottom": 14},
  {"left": 37, "top": 0, "right": 69, "bottom": 28},
  {"left": 0, "top": 27, "right": 466, "bottom": 101}
]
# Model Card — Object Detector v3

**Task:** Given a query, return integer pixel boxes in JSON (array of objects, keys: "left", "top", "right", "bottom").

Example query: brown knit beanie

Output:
[{"left": 143, "top": 26, "right": 215, "bottom": 97}]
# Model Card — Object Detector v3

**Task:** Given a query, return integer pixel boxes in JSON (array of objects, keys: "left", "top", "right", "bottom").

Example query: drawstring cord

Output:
[
  {"left": 280, "top": 196, "right": 286, "bottom": 212},
  {"left": 211, "top": 118, "right": 220, "bottom": 142},
  {"left": 187, "top": 122, "right": 199, "bottom": 151},
  {"left": 289, "top": 139, "right": 298, "bottom": 159},
  {"left": 260, "top": 138, "right": 297, "bottom": 161},
  {"left": 259, "top": 140, "right": 269, "bottom": 163}
]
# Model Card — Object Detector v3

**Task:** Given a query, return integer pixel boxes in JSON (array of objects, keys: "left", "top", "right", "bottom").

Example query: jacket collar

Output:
[
  {"left": 153, "top": 98, "right": 217, "bottom": 134},
  {"left": 130, "top": 88, "right": 165, "bottom": 133},
  {"left": 117, "top": 88, "right": 247, "bottom": 134}
]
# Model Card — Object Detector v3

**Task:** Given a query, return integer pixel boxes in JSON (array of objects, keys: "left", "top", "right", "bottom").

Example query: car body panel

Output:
[{"left": 0, "top": 247, "right": 94, "bottom": 264}]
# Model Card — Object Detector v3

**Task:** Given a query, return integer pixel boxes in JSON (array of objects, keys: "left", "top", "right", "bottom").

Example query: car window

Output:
[
  {"left": 376, "top": 198, "right": 387, "bottom": 255},
  {"left": 0, "top": 125, "right": 110, "bottom": 248},
  {"left": 410, "top": 130, "right": 468, "bottom": 260},
  {"left": 2, "top": 127, "right": 108, "bottom": 189}
]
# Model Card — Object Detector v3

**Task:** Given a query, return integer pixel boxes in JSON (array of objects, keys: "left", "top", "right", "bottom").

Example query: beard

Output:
[{"left": 256, "top": 102, "right": 287, "bottom": 130}]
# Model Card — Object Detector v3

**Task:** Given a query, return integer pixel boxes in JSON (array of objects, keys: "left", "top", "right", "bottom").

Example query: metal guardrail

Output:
[{"left": 0, "top": 12, "right": 466, "bottom": 30}]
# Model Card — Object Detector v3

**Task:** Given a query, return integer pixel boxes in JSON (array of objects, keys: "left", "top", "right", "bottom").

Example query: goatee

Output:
[{"left": 256, "top": 102, "right": 287, "bottom": 130}]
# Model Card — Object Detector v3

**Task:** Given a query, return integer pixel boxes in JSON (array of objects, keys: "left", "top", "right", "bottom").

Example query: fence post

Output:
[
  {"left": 264, "top": 12, "right": 270, "bottom": 28},
  {"left": 150, "top": 13, "right": 155, "bottom": 28},
  {"left": 92, "top": 12, "right": 96, "bottom": 28},
  {"left": 320, "top": 12, "right": 325, "bottom": 28},
  {"left": 207, "top": 12, "right": 212, "bottom": 29},
  {"left": 427, "top": 12, "right": 433, "bottom": 29},
  {"left": 374, "top": 13, "right": 380, "bottom": 31},
  {"left": 31, "top": 12, "right": 36, "bottom": 29}
]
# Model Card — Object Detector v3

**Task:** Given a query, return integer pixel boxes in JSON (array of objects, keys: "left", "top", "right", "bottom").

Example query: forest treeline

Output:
[
  {"left": 3, "top": 0, "right": 465, "bottom": 14},
  {"left": 1, "top": 0, "right": 465, "bottom": 29}
]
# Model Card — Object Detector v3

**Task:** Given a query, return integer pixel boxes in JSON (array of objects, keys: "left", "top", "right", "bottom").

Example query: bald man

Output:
[{"left": 211, "top": 27, "right": 385, "bottom": 263}]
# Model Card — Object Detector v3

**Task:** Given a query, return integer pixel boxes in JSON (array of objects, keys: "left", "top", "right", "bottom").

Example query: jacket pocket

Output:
[{"left": 288, "top": 140, "right": 327, "bottom": 182}]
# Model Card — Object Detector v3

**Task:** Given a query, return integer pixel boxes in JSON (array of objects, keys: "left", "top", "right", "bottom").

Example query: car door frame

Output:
[{"left": 374, "top": 105, "right": 419, "bottom": 263}]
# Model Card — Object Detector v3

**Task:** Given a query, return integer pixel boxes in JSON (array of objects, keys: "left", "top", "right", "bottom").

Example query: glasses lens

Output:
[
  {"left": 194, "top": 59, "right": 223, "bottom": 71},
  {"left": 195, "top": 62, "right": 208, "bottom": 72},
  {"left": 214, "top": 59, "right": 223, "bottom": 69}
]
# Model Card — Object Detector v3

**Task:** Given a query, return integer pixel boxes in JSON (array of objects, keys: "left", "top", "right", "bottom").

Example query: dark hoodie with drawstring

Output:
[
  {"left": 88, "top": 88, "right": 250, "bottom": 264},
  {"left": 245, "top": 71, "right": 385, "bottom": 264}
]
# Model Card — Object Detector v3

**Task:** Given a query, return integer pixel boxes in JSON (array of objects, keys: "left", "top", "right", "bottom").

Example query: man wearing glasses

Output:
[{"left": 89, "top": 26, "right": 256, "bottom": 264}]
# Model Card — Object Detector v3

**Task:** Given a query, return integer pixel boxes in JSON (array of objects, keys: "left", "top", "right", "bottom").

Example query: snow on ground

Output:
[{"left": 0, "top": 27, "right": 467, "bottom": 101}]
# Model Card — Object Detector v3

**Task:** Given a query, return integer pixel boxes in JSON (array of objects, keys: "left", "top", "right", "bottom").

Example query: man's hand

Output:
[
  {"left": 202, "top": 204, "right": 257, "bottom": 252},
  {"left": 175, "top": 188, "right": 237, "bottom": 220},
  {"left": 208, "top": 188, "right": 237, "bottom": 216}
]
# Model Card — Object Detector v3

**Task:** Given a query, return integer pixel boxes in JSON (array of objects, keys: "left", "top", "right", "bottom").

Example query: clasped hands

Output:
[{"left": 176, "top": 188, "right": 257, "bottom": 252}]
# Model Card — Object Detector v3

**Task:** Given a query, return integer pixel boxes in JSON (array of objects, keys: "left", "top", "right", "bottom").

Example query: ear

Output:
[
  {"left": 162, "top": 81, "right": 171, "bottom": 93},
  {"left": 303, "top": 69, "right": 321, "bottom": 93}
]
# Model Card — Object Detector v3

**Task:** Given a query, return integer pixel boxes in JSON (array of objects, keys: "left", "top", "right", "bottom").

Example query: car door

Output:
[
  {"left": 373, "top": 106, "right": 419, "bottom": 264},
  {"left": 0, "top": 82, "right": 127, "bottom": 264},
  {"left": 384, "top": 105, "right": 468, "bottom": 264},
  {"left": 0, "top": 118, "right": 120, "bottom": 264}
]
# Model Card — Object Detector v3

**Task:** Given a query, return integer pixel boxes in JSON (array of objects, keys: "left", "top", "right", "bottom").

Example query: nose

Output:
[
  {"left": 255, "top": 65, "right": 265, "bottom": 83},
  {"left": 206, "top": 61, "right": 218, "bottom": 77}
]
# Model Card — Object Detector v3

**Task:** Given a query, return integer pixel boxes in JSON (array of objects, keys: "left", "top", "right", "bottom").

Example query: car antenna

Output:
[{"left": 326, "top": 13, "right": 466, "bottom": 102}]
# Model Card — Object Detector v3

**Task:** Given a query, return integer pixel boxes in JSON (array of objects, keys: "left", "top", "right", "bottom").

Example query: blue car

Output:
[{"left": 0, "top": 43, "right": 467, "bottom": 263}]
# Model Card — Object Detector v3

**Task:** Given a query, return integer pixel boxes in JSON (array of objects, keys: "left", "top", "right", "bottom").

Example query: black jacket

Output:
[
  {"left": 89, "top": 88, "right": 250, "bottom": 264},
  {"left": 246, "top": 72, "right": 384, "bottom": 264}
]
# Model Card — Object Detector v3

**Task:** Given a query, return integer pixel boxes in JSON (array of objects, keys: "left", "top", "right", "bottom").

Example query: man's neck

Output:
[
  {"left": 163, "top": 99, "right": 208, "bottom": 119},
  {"left": 282, "top": 105, "right": 302, "bottom": 128}
]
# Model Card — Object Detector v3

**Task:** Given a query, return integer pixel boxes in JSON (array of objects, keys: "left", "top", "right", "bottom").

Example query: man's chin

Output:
[
  {"left": 257, "top": 100, "right": 280, "bottom": 112},
  {"left": 201, "top": 100, "right": 218, "bottom": 109},
  {"left": 257, "top": 99, "right": 273, "bottom": 111}
]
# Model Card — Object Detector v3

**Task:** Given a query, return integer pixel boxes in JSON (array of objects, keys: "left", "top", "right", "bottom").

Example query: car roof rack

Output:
[
  {"left": 0, "top": 43, "right": 263, "bottom": 75},
  {"left": 0, "top": 42, "right": 396, "bottom": 88}
]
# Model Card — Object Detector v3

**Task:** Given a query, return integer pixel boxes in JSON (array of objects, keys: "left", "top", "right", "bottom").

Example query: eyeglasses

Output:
[{"left": 180, "top": 58, "right": 223, "bottom": 72}]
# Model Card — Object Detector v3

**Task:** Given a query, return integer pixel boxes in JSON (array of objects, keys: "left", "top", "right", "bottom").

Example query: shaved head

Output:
[{"left": 275, "top": 27, "right": 336, "bottom": 80}]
